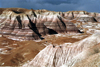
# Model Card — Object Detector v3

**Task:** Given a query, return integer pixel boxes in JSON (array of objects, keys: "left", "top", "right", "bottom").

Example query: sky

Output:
[{"left": 0, "top": 0, "right": 100, "bottom": 13}]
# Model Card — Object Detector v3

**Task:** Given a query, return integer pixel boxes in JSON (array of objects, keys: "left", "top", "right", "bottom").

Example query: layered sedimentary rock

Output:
[
  {"left": 0, "top": 8, "right": 100, "bottom": 67},
  {"left": 0, "top": 8, "right": 79, "bottom": 41},
  {"left": 0, "top": 8, "right": 100, "bottom": 41},
  {"left": 77, "top": 15, "right": 97, "bottom": 22},
  {"left": 23, "top": 33, "right": 100, "bottom": 67}
]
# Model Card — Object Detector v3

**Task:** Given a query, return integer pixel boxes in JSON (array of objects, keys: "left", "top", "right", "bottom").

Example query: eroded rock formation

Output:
[
  {"left": 0, "top": 8, "right": 100, "bottom": 67},
  {"left": 0, "top": 8, "right": 100, "bottom": 41},
  {"left": 0, "top": 8, "right": 81, "bottom": 41},
  {"left": 23, "top": 33, "right": 100, "bottom": 67}
]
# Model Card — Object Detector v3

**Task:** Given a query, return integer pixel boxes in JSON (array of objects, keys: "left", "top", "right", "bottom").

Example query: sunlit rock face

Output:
[
  {"left": 23, "top": 33, "right": 100, "bottom": 67},
  {"left": 77, "top": 15, "right": 97, "bottom": 22},
  {"left": 0, "top": 8, "right": 100, "bottom": 41},
  {"left": 0, "top": 8, "right": 80, "bottom": 41},
  {"left": 0, "top": 8, "right": 100, "bottom": 67}
]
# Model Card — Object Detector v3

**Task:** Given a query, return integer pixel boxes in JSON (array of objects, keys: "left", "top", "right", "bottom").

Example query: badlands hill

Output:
[
  {"left": 0, "top": 8, "right": 100, "bottom": 67},
  {"left": 0, "top": 8, "right": 79, "bottom": 41}
]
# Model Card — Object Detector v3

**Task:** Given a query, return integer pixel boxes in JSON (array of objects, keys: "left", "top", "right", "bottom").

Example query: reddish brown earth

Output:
[
  {"left": 0, "top": 8, "right": 100, "bottom": 67},
  {"left": 0, "top": 33, "right": 87, "bottom": 66},
  {"left": 0, "top": 35, "right": 45, "bottom": 66},
  {"left": 23, "top": 33, "right": 100, "bottom": 67}
]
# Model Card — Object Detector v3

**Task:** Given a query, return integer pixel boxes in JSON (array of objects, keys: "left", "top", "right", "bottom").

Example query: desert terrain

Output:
[{"left": 0, "top": 8, "right": 100, "bottom": 67}]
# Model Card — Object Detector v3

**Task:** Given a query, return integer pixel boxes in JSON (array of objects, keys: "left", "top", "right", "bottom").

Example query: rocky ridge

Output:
[
  {"left": 0, "top": 8, "right": 100, "bottom": 41},
  {"left": 0, "top": 8, "right": 100, "bottom": 67},
  {"left": 23, "top": 33, "right": 100, "bottom": 67}
]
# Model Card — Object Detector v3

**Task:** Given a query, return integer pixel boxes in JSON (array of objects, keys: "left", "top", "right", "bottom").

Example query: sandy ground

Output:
[
  {"left": 0, "top": 33, "right": 89, "bottom": 66},
  {"left": 0, "top": 35, "right": 45, "bottom": 66}
]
